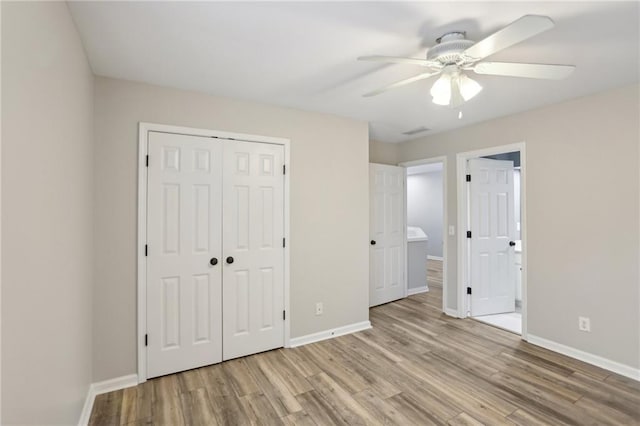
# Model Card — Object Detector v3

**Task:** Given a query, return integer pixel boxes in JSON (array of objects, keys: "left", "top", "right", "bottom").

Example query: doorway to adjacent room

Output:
[
  {"left": 457, "top": 143, "right": 526, "bottom": 336},
  {"left": 401, "top": 157, "right": 448, "bottom": 314}
]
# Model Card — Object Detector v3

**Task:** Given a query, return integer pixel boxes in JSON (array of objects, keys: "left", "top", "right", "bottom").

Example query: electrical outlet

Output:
[
  {"left": 315, "top": 302, "right": 323, "bottom": 316},
  {"left": 578, "top": 316, "right": 591, "bottom": 332}
]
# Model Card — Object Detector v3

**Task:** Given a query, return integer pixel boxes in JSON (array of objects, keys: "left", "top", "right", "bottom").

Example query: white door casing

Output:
[
  {"left": 222, "top": 140, "right": 285, "bottom": 360},
  {"left": 468, "top": 158, "right": 516, "bottom": 316},
  {"left": 369, "top": 164, "right": 406, "bottom": 307},
  {"left": 147, "top": 131, "right": 223, "bottom": 378}
]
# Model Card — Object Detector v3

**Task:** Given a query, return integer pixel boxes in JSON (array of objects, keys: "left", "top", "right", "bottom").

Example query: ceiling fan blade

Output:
[
  {"left": 363, "top": 71, "right": 440, "bottom": 97},
  {"left": 473, "top": 62, "right": 575, "bottom": 79},
  {"left": 463, "top": 15, "right": 555, "bottom": 61},
  {"left": 358, "top": 55, "right": 441, "bottom": 68}
]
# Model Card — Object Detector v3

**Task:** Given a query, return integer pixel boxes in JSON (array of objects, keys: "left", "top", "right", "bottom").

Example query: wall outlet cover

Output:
[{"left": 578, "top": 316, "right": 591, "bottom": 332}]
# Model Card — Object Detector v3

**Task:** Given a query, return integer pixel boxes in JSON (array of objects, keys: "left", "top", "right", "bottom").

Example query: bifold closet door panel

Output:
[
  {"left": 222, "top": 140, "right": 285, "bottom": 360},
  {"left": 146, "top": 131, "right": 223, "bottom": 378}
]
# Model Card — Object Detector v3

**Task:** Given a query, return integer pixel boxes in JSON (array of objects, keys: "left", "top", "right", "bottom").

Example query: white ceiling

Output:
[{"left": 68, "top": 1, "right": 639, "bottom": 143}]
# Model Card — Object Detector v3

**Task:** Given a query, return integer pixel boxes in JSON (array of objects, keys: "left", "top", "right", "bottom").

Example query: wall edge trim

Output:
[
  {"left": 78, "top": 374, "right": 138, "bottom": 425},
  {"left": 289, "top": 321, "right": 372, "bottom": 348},
  {"left": 444, "top": 308, "right": 461, "bottom": 318},
  {"left": 407, "top": 287, "right": 429, "bottom": 296},
  {"left": 527, "top": 334, "right": 640, "bottom": 380}
]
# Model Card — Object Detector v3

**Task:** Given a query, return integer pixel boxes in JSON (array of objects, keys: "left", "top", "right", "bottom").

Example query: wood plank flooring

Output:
[
  {"left": 90, "top": 264, "right": 639, "bottom": 425},
  {"left": 427, "top": 259, "right": 443, "bottom": 288}
]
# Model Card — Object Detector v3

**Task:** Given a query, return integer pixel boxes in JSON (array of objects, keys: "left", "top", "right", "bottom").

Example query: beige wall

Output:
[
  {"left": 1, "top": 2, "right": 94, "bottom": 424},
  {"left": 369, "top": 139, "right": 399, "bottom": 165},
  {"left": 93, "top": 77, "right": 370, "bottom": 381},
  {"left": 398, "top": 85, "right": 640, "bottom": 368}
]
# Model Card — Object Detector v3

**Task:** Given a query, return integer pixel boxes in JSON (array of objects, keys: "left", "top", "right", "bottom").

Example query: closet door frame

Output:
[{"left": 137, "top": 122, "right": 291, "bottom": 384}]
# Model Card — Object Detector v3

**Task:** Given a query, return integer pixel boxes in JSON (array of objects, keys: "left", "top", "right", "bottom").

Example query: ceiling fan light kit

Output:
[
  {"left": 430, "top": 65, "right": 483, "bottom": 107},
  {"left": 359, "top": 15, "right": 575, "bottom": 107}
]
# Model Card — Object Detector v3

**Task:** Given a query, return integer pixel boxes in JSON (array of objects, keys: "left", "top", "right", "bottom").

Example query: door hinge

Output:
[
  {"left": 283, "top": 164, "right": 286, "bottom": 175},
  {"left": 146, "top": 155, "right": 149, "bottom": 167},
  {"left": 466, "top": 231, "right": 472, "bottom": 238},
  {"left": 283, "top": 310, "right": 286, "bottom": 320},
  {"left": 467, "top": 287, "right": 472, "bottom": 295},
  {"left": 466, "top": 174, "right": 471, "bottom": 182},
  {"left": 145, "top": 244, "right": 148, "bottom": 256},
  {"left": 145, "top": 334, "right": 148, "bottom": 346},
  {"left": 283, "top": 238, "right": 286, "bottom": 248}
]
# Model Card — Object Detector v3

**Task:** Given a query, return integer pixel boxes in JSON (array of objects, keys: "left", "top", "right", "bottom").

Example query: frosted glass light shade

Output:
[
  {"left": 459, "top": 74, "right": 482, "bottom": 101},
  {"left": 430, "top": 74, "right": 452, "bottom": 105},
  {"left": 430, "top": 69, "right": 482, "bottom": 107}
]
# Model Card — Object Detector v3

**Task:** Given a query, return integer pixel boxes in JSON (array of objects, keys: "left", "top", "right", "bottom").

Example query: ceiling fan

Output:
[{"left": 358, "top": 15, "right": 575, "bottom": 107}]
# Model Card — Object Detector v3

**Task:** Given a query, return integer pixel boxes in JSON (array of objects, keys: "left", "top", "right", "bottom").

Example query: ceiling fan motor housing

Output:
[{"left": 427, "top": 32, "right": 475, "bottom": 65}]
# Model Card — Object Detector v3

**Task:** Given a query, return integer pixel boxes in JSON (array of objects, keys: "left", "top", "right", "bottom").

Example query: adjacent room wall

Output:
[
  {"left": 93, "top": 77, "right": 369, "bottom": 381},
  {"left": 407, "top": 171, "right": 444, "bottom": 258},
  {"left": 1, "top": 2, "right": 94, "bottom": 424},
  {"left": 369, "top": 139, "right": 399, "bottom": 165},
  {"left": 398, "top": 84, "right": 640, "bottom": 369},
  {"left": 0, "top": 3, "right": 3, "bottom": 421}
]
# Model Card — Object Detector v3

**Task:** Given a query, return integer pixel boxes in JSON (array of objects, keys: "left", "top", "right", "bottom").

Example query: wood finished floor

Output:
[
  {"left": 427, "top": 259, "right": 443, "bottom": 288},
  {"left": 90, "top": 262, "right": 640, "bottom": 425}
]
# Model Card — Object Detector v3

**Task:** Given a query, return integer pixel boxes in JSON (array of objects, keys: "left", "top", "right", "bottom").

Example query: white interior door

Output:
[
  {"left": 369, "top": 163, "right": 406, "bottom": 307},
  {"left": 469, "top": 158, "right": 516, "bottom": 316},
  {"left": 147, "top": 131, "right": 223, "bottom": 378},
  {"left": 222, "top": 140, "right": 285, "bottom": 360}
]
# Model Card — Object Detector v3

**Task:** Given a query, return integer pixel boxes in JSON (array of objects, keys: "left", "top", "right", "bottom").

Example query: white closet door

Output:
[
  {"left": 147, "top": 131, "right": 223, "bottom": 378},
  {"left": 222, "top": 140, "right": 285, "bottom": 360},
  {"left": 369, "top": 163, "right": 406, "bottom": 307},
  {"left": 469, "top": 158, "right": 516, "bottom": 316}
]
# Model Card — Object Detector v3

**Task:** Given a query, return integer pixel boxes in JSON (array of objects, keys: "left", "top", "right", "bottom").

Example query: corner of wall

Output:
[{"left": 369, "top": 139, "right": 399, "bottom": 165}]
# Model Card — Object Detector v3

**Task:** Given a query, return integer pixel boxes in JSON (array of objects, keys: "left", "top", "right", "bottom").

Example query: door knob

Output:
[
  {"left": 370, "top": 240, "right": 376, "bottom": 245},
  {"left": 226, "top": 256, "right": 234, "bottom": 264},
  {"left": 210, "top": 258, "right": 218, "bottom": 266},
  {"left": 509, "top": 241, "right": 516, "bottom": 247}
]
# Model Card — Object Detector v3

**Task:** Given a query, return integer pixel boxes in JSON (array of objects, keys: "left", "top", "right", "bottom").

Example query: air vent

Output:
[{"left": 402, "top": 126, "right": 431, "bottom": 136}]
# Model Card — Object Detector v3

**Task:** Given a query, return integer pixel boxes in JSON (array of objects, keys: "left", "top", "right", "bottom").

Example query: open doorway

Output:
[
  {"left": 457, "top": 144, "right": 526, "bottom": 336},
  {"left": 401, "top": 157, "right": 448, "bottom": 313}
]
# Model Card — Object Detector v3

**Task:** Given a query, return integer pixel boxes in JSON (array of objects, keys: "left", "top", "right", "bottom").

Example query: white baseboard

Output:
[
  {"left": 78, "top": 374, "right": 138, "bottom": 426},
  {"left": 78, "top": 386, "right": 94, "bottom": 426},
  {"left": 427, "top": 255, "right": 443, "bottom": 261},
  {"left": 289, "top": 321, "right": 372, "bottom": 348},
  {"left": 527, "top": 335, "right": 640, "bottom": 381},
  {"left": 92, "top": 373, "right": 139, "bottom": 395},
  {"left": 444, "top": 308, "right": 460, "bottom": 318},
  {"left": 407, "top": 286, "right": 429, "bottom": 296}
]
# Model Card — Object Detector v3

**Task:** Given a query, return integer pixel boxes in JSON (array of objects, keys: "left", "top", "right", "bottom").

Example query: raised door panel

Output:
[
  {"left": 193, "top": 185, "right": 211, "bottom": 254},
  {"left": 161, "top": 276, "right": 181, "bottom": 349}
]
